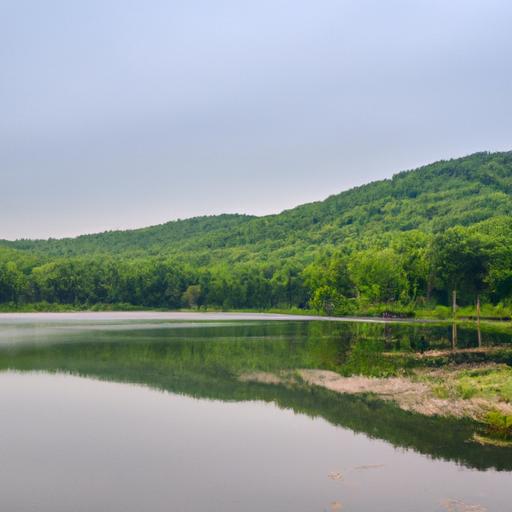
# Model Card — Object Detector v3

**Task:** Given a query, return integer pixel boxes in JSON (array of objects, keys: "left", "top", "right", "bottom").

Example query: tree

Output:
[
  {"left": 182, "top": 285, "right": 202, "bottom": 309},
  {"left": 0, "top": 261, "right": 25, "bottom": 304},
  {"left": 348, "top": 249, "right": 408, "bottom": 303},
  {"left": 429, "top": 227, "right": 489, "bottom": 305},
  {"left": 310, "top": 285, "right": 343, "bottom": 315}
]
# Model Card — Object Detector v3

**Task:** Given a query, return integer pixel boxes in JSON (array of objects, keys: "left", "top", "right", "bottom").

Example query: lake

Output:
[{"left": 0, "top": 313, "right": 510, "bottom": 512}]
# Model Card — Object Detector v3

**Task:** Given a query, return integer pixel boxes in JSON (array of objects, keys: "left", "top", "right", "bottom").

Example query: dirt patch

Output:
[
  {"left": 299, "top": 369, "right": 427, "bottom": 398},
  {"left": 300, "top": 368, "right": 512, "bottom": 420},
  {"left": 298, "top": 369, "right": 487, "bottom": 418}
]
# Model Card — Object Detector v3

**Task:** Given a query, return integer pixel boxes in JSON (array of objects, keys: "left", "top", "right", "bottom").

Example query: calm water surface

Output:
[{"left": 0, "top": 313, "right": 510, "bottom": 512}]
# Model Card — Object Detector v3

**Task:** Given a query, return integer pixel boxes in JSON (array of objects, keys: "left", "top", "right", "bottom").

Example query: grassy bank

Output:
[
  {"left": 417, "top": 365, "right": 512, "bottom": 446},
  {"left": 0, "top": 302, "right": 169, "bottom": 313}
]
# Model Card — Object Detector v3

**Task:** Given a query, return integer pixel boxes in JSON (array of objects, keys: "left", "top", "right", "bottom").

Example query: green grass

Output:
[
  {"left": 484, "top": 411, "right": 512, "bottom": 440},
  {"left": 415, "top": 303, "right": 512, "bottom": 320},
  {"left": 422, "top": 366, "right": 512, "bottom": 404},
  {"left": 0, "top": 302, "right": 165, "bottom": 313},
  {"left": 456, "top": 367, "right": 512, "bottom": 402}
]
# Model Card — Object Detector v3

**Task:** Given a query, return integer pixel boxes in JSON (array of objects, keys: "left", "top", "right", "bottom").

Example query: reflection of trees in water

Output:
[{"left": 0, "top": 320, "right": 510, "bottom": 471}]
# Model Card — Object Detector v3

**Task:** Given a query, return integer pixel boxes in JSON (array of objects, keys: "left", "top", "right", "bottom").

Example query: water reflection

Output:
[
  {"left": 0, "top": 318, "right": 510, "bottom": 474},
  {"left": 2, "top": 371, "right": 510, "bottom": 512}
]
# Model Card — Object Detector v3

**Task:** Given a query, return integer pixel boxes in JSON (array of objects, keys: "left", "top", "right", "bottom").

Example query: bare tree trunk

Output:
[{"left": 451, "top": 322, "right": 457, "bottom": 351}]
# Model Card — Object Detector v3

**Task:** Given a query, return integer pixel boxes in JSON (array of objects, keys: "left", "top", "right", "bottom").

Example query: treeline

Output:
[
  {"left": 1, "top": 215, "right": 511, "bottom": 314},
  {"left": 2, "top": 152, "right": 512, "bottom": 314},
  {"left": 0, "top": 253, "right": 305, "bottom": 310},
  {"left": 306, "top": 216, "right": 512, "bottom": 315},
  {"left": 4, "top": 152, "right": 512, "bottom": 262}
]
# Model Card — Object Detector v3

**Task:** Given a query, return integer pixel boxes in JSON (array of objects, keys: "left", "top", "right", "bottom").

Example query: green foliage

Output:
[
  {"left": 309, "top": 285, "right": 342, "bottom": 315},
  {"left": 422, "top": 365, "right": 512, "bottom": 405},
  {"left": 1, "top": 151, "right": 512, "bottom": 311},
  {"left": 340, "top": 339, "right": 411, "bottom": 377},
  {"left": 484, "top": 411, "right": 512, "bottom": 440},
  {"left": 348, "top": 248, "right": 409, "bottom": 303},
  {"left": 456, "top": 367, "right": 512, "bottom": 403},
  {"left": 429, "top": 226, "right": 490, "bottom": 303},
  {"left": 182, "top": 284, "right": 202, "bottom": 308}
]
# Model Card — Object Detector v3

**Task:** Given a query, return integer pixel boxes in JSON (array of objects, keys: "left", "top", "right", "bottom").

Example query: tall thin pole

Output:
[
  {"left": 477, "top": 295, "right": 482, "bottom": 347},
  {"left": 450, "top": 289, "right": 457, "bottom": 351}
]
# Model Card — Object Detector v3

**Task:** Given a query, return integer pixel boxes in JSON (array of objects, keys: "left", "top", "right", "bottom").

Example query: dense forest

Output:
[{"left": 2, "top": 151, "right": 512, "bottom": 315}]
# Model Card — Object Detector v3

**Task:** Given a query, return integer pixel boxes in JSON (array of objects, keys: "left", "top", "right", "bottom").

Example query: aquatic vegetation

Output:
[
  {"left": 483, "top": 411, "right": 512, "bottom": 440},
  {"left": 421, "top": 365, "right": 512, "bottom": 406}
]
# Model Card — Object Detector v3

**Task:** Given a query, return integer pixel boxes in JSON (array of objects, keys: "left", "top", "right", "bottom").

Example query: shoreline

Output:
[
  {"left": 0, "top": 310, "right": 441, "bottom": 324},
  {"left": 1, "top": 306, "right": 511, "bottom": 327},
  {"left": 0, "top": 309, "right": 506, "bottom": 327}
]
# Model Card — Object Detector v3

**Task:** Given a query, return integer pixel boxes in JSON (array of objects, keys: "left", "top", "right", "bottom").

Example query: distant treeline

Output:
[
  {"left": 1, "top": 217, "right": 511, "bottom": 314},
  {"left": 1, "top": 152, "right": 512, "bottom": 314}
]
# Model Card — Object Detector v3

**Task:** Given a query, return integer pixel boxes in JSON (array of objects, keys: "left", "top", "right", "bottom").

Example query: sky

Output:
[{"left": 1, "top": 0, "right": 512, "bottom": 240}]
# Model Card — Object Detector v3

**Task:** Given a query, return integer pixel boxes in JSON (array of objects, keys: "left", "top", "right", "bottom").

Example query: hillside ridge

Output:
[
  {"left": 2, "top": 150, "right": 512, "bottom": 311},
  {"left": 3, "top": 150, "right": 511, "bottom": 258}
]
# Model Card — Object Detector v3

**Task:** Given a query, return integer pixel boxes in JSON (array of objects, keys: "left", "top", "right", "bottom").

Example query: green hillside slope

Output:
[
  {"left": 1, "top": 151, "right": 512, "bottom": 313},
  {"left": 4, "top": 151, "right": 512, "bottom": 259}
]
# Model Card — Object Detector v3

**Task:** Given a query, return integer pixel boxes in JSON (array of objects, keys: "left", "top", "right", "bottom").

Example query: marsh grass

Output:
[{"left": 484, "top": 411, "right": 512, "bottom": 440}]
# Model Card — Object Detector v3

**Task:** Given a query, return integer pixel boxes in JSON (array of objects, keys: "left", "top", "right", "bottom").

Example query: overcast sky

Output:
[{"left": 2, "top": 0, "right": 511, "bottom": 240}]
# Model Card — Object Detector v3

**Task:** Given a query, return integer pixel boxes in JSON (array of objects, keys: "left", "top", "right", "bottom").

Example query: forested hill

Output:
[
  {"left": 3, "top": 151, "right": 512, "bottom": 261},
  {"left": 2, "top": 151, "right": 512, "bottom": 312},
  {"left": 3, "top": 214, "right": 256, "bottom": 258}
]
